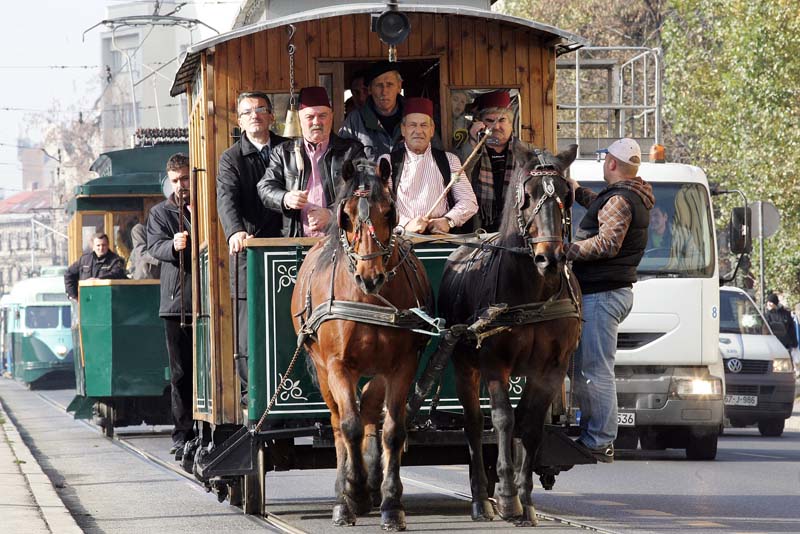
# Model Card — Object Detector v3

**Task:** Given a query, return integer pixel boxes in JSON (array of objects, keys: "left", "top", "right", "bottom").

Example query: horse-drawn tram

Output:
[{"left": 166, "top": 1, "right": 595, "bottom": 527}]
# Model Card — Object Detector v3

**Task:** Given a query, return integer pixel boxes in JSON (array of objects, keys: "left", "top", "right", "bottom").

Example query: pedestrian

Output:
[
  {"left": 127, "top": 223, "right": 160, "bottom": 280},
  {"left": 387, "top": 97, "right": 477, "bottom": 234},
  {"left": 764, "top": 293, "right": 797, "bottom": 354},
  {"left": 146, "top": 153, "right": 194, "bottom": 459},
  {"left": 258, "top": 86, "right": 365, "bottom": 237},
  {"left": 458, "top": 90, "right": 536, "bottom": 232},
  {"left": 64, "top": 233, "right": 127, "bottom": 300},
  {"left": 217, "top": 91, "right": 288, "bottom": 401},
  {"left": 564, "top": 138, "right": 655, "bottom": 463}
]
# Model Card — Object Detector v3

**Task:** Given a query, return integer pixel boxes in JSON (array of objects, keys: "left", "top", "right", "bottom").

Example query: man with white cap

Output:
[
  {"left": 389, "top": 97, "right": 477, "bottom": 234},
  {"left": 564, "top": 138, "right": 655, "bottom": 463},
  {"left": 258, "top": 86, "right": 365, "bottom": 237}
]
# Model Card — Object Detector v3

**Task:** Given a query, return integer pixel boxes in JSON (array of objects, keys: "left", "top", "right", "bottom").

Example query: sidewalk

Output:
[
  {"left": 784, "top": 394, "right": 800, "bottom": 432},
  {"left": 0, "top": 400, "right": 82, "bottom": 534}
]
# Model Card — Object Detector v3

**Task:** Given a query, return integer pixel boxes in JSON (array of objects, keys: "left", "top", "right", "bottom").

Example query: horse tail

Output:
[{"left": 303, "top": 348, "right": 320, "bottom": 390}]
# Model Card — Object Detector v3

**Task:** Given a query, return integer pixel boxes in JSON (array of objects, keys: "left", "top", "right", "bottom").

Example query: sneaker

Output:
[{"left": 577, "top": 440, "right": 614, "bottom": 463}]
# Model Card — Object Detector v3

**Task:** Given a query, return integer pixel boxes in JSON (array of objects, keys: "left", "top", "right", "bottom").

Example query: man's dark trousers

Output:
[{"left": 164, "top": 317, "right": 194, "bottom": 444}]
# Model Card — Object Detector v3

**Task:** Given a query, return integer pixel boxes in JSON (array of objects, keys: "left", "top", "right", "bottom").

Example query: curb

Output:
[{"left": 0, "top": 402, "right": 83, "bottom": 534}]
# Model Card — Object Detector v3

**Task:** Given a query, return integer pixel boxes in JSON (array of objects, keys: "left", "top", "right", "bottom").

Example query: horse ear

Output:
[
  {"left": 342, "top": 160, "right": 356, "bottom": 181},
  {"left": 377, "top": 157, "right": 392, "bottom": 183},
  {"left": 556, "top": 144, "right": 578, "bottom": 169}
]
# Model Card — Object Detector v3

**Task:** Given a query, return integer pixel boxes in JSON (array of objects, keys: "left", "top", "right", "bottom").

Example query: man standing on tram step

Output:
[
  {"left": 564, "top": 138, "right": 655, "bottom": 463},
  {"left": 458, "top": 90, "right": 536, "bottom": 233},
  {"left": 338, "top": 61, "right": 406, "bottom": 161},
  {"left": 386, "top": 97, "right": 478, "bottom": 235},
  {"left": 146, "top": 153, "right": 194, "bottom": 460},
  {"left": 258, "top": 86, "right": 365, "bottom": 237},
  {"left": 64, "top": 233, "right": 127, "bottom": 300},
  {"left": 217, "top": 92, "right": 288, "bottom": 404}
]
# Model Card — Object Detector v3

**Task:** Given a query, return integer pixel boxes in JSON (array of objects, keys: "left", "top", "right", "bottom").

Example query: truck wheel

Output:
[
  {"left": 757, "top": 419, "right": 785, "bottom": 437},
  {"left": 685, "top": 428, "right": 717, "bottom": 460}
]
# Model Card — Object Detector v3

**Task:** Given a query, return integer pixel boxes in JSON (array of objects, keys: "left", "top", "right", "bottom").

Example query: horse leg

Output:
[
  {"left": 317, "top": 367, "right": 355, "bottom": 526},
  {"left": 378, "top": 363, "right": 415, "bottom": 531},
  {"left": 360, "top": 377, "right": 386, "bottom": 508},
  {"left": 454, "top": 364, "right": 494, "bottom": 521},
  {"left": 487, "top": 377, "right": 522, "bottom": 521},
  {"left": 327, "top": 361, "right": 372, "bottom": 518}
]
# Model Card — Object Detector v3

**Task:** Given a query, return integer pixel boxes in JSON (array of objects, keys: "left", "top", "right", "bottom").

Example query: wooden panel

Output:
[
  {"left": 460, "top": 18, "right": 476, "bottom": 86},
  {"left": 269, "top": 28, "right": 284, "bottom": 91},
  {"left": 368, "top": 15, "right": 384, "bottom": 57},
  {"left": 474, "top": 19, "right": 489, "bottom": 85},
  {"left": 500, "top": 24, "right": 515, "bottom": 86},
  {"left": 318, "top": 17, "right": 329, "bottom": 58},
  {"left": 433, "top": 14, "right": 447, "bottom": 56},
  {"left": 306, "top": 18, "right": 321, "bottom": 81},
  {"left": 254, "top": 30, "right": 267, "bottom": 90},
  {"left": 447, "top": 16, "right": 462, "bottom": 86},
  {"left": 354, "top": 14, "right": 370, "bottom": 58},
  {"left": 542, "top": 45, "right": 557, "bottom": 151},
  {"left": 227, "top": 37, "right": 243, "bottom": 106},
  {"left": 514, "top": 29, "right": 532, "bottom": 144},
  {"left": 341, "top": 15, "right": 355, "bottom": 58},
  {"left": 407, "top": 13, "right": 423, "bottom": 56},
  {"left": 527, "top": 34, "right": 545, "bottom": 148},
  {"left": 419, "top": 13, "right": 435, "bottom": 54},
  {"left": 486, "top": 22, "right": 503, "bottom": 85},
  {"left": 213, "top": 45, "right": 229, "bottom": 171},
  {"left": 293, "top": 22, "right": 309, "bottom": 88},
  {"left": 240, "top": 33, "right": 255, "bottom": 94}
]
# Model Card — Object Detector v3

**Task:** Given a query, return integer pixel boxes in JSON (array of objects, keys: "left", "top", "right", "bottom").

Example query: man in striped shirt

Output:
[{"left": 389, "top": 97, "right": 478, "bottom": 234}]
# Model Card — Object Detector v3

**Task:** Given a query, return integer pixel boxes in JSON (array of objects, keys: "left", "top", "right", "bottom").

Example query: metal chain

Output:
[
  {"left": 287, "top": 25, "right": 296, "bottom": 103},
  {"left": 254, "top": 342, "right": 304, "bottom": 432}
]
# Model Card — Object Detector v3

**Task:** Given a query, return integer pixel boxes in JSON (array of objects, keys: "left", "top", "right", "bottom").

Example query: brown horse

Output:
[
  {"left": 438, "top": 146, "right": 581, "bottom": 526},
  {"left": 291, "top": 158, "right": 431, "bottom": 531}
]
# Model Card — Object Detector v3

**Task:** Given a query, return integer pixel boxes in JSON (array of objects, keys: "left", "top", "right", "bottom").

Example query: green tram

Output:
[
  {"left": 0, "top": 274, "right": 73, "bottom": 386},
  {"left": 167, "top": 3, "right": 594, "bottom": 513},
  {"left": 66, "top": 142, "right": 186, "bottom": 436}
]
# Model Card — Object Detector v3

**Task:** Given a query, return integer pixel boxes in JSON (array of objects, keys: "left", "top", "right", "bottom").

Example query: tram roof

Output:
[
  {"left": 170, "top": 4, "right": 587, "bottom": 96},
  {"left": 5, "top": 276, "right": 68, "bottom": 305}
]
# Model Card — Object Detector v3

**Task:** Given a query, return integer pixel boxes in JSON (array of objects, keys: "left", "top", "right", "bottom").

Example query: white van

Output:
[{"left": 719, "top": 287, "right": 796, "bottom": 436}]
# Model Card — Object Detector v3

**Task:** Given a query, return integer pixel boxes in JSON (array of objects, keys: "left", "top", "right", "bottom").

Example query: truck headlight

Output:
[
  {"left": 671, "top": 377, "right": 722, "bottom": 398},
  {"left": 55, "top": 345, "right": 68, "bottom": 357},
  {"left": 772, "top": 358, "right": 794, "bottom": 373}
]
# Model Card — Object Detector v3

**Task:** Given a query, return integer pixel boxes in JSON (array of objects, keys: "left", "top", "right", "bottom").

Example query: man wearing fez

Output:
[
  {"left": 339, "top": 61, "right": 405, "bottom": 160},
  {"left": 217, "top": 91, "right": 288, "bottom": 401},
  {"left": 389, "top": 97, "right": 478, "bottom": 234},
  {"left": 460, "top": 90, "right": 535, "bottom": 232},
  {"left": 258, "top": 86, "right": 365, "bottom": 237}
]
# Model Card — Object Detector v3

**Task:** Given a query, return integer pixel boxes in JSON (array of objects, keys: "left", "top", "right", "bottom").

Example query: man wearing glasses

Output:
[{"left": 217, "top": 91, "right": 288, "bottom": 402}]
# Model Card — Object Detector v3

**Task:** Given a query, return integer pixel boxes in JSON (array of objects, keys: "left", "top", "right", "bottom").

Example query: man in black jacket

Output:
[
  {"left": 765, "top": 293, "right": 798, "bottom": 352},
  {"left": 146, "top": 153, "right": 194, "bottom": 459},
  {"left": 258, "top": 86, "right": 365, "bottom": 237},
  {"left": 64, "top": 233, "right": 127, "bottom": 299},
  {"left": 217, "top": 91, "right": 288, "bottom": 398}
]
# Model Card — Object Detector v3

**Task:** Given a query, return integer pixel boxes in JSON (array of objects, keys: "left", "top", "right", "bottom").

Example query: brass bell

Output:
[{"left": 283, "top": 104, "right": 303, "bottom": 138}]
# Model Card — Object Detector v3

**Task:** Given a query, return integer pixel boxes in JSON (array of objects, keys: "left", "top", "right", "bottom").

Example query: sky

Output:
[{"left": 0, "top": 0, "right": 238, "bottom": 196}]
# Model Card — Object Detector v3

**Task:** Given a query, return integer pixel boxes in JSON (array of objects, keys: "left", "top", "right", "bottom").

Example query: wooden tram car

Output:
[
  {"left": 66, "top": 143, "right": 186, "bottom": 436},
  {"left": 168, "top": 3, "right": 591, "bottom": 513}
]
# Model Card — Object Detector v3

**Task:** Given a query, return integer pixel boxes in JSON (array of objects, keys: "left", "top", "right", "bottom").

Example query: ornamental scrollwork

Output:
[
  {"left": 276, "top": 264, "right": 297, "bottom": 293},
  {"left": 278, "top": 373, "right": 308, "bottom": 401}
]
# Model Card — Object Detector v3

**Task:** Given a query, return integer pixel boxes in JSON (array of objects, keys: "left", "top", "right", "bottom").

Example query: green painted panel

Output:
[
  {"left": 195, "top": 250, "right": 212, "bottom": 414},
  {"left": 79, "top": 284, "right": 170, "bottom": 397}
]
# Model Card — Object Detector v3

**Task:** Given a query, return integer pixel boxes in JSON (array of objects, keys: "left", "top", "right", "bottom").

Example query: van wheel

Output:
[
  {"left": 685, "top": 427, "right": 717, "bottom": 460},
  {"left": 758, "top": 419, "right": 784, "bottom": 437}
]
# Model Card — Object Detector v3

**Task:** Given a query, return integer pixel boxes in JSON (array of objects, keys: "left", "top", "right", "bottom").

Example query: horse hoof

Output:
[
  {"left": 470, "top": 499, "right": 496, "bottom": 521},
  {"left": 497, "top": 495, "right": 523, "bottom": 520},
  {"left": 332, "top": 503, "right": 356, "bottom": 526},
  {"left": 381, "top": 509, "right": 407, "bottom": 531},
  {"left": 514, "top": 504, "right": 538, "bottom": 527}
]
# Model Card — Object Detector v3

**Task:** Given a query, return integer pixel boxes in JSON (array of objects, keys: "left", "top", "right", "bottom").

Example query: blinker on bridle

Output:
[
  {"left": 516, "top": 166, "right": 570, "bottom": 248},
  {"left": 339, "top": 181, "right": 397, "bottom": 272}
]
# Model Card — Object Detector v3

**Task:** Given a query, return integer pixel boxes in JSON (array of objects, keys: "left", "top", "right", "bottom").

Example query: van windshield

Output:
[
  {"left": 720, "top": 290, "right": 770, "bottom": 335},
  {"left": 572, "top": 182, "right": 715, "bottom": 278},
  {"left": 24, "top": 306, "right": 61, "bottom": 329}
]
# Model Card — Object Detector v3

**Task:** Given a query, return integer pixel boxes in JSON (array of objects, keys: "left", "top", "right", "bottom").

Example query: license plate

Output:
[
  {"left": 724, "top": 394, "right": 758, "bottom": 406},
  {"left": 617, "top": 412, "right": 635, "bottom": 426}
]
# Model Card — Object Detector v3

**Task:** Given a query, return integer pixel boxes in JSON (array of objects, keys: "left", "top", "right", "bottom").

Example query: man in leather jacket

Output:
[
  {"left": 258, "top": 86, "right": 365, "bottom": 237},
  {"left": 64, "top": 233, "right": 127, "bottom": 299}
]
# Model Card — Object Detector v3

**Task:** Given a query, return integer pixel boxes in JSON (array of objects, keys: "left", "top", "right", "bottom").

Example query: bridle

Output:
[
  {"left": 515, "top": 165, "right": 572, "bottom": 251},
  {"left": 338, "top": 179, "right": 398, "bottom": 274}
]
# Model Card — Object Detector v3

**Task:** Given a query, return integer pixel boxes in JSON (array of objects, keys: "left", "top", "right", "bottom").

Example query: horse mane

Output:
[{"left": 315, "top": 158, "right": 391, "bottom": 270}]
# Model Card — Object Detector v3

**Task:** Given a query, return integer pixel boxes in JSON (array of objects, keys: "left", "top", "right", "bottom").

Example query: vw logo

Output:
[{"left": 726, "top": 358, "right": 743, "bottom": 373}]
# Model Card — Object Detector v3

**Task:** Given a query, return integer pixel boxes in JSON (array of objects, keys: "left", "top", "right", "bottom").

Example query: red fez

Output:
[
  {"left": 403, "top": 97, "right": 434, "bottom": 118},
  {"left": 298, "top": 86, "right": 331, "bottom": 109},
  {"left": 475, "top": 90, "right": 511, "bottom": 111}
]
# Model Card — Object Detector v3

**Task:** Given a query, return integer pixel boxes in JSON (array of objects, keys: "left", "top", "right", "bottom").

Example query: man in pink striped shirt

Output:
[{"left": 390, "top": 97, "right": 478, "bottom": 234}]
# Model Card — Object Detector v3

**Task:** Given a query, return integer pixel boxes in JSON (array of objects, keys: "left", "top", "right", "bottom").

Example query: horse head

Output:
[
  {"left": 335, "top": 157, "right": 397, "bottom": 294},
  {"left": 513, "top": 144, "right": 577, "bottom": 274}
]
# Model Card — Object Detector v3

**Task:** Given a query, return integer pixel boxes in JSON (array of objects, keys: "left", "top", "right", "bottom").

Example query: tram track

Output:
[{"left": 36, "top": 389, "right": 618, "bottom": 534}]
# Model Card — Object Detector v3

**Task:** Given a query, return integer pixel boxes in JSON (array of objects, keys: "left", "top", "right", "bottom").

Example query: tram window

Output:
[
  {"left": 61, "top": 305, "right": 71, "bottom": 328},
  {"left": 113, "top": 213, "right": 141, "bottom": 261},
  {"left": 81, "top": 214, "right": 105, "bottom": 253},
  {"left": 448, "top": 88, "right": 520, "bottom": 154},
  {"left": 25, "top": 306, "right": 59, "bottom": 329}
]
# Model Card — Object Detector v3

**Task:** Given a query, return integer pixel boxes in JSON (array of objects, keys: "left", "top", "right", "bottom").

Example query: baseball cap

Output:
[{"left": 601, "top": 138, "right": 642, "bottom": 167}]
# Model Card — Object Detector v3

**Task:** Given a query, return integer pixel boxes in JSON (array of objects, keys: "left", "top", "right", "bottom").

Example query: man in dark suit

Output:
[
  {"left": 258, "top": 86, "right": 365, "bottom": 237},
  {"left": 217, "top": 91, "right": 288, "bottom": 401}
]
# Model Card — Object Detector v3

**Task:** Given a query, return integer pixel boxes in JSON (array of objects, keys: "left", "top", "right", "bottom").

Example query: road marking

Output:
[
  {"left": 731, "top": 451, "right": 783, "bottom": 460},
  {"left": 585, "top": 500, "right": 627, "bottom": 506},
  {"left": 629, "top": 509, "right": 674, "bottom": 516},
  {"left": 680, "top": 520, "right": 726, "bottom": 527}
]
